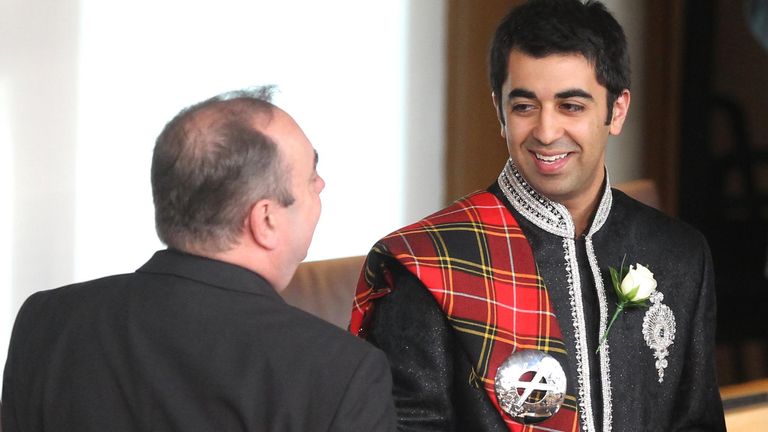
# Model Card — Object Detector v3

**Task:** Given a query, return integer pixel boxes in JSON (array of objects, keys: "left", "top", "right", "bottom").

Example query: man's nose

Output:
[{"left": 531, "top": 109, "right": 564, "bottom": 145}]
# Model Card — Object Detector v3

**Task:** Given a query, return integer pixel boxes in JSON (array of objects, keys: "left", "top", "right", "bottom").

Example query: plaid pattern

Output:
[{"left": 350, "top": 191, "right": 579, "bottom": 431}]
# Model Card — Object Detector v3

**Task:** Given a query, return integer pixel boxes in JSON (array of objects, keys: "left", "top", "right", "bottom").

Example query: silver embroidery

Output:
[
  {"left": 497, "top": 159, "right": 615, "bottom": 432},
  {"left": 586, "top": 238, "right": 612, "bottom": 432},
  {"left": 642, "top": 291, "right": 676, "bottom": 382},
  {"left": 498, "top": 162, "right": 573, "bottom": 237},
  {"left": 588, "top": 180, "right": 613, "bottom": 235},
  {"left": 564, "top": 237, "right": 595, "bottom": 432}
]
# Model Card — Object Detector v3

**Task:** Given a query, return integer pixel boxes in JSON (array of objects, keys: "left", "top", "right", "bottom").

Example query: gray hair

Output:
[{"left": 151, "top": 86, "right": 295, "bottom": 254}]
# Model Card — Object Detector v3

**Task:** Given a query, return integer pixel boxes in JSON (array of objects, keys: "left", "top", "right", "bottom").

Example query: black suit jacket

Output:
[
  {"left": 2, "top": 249, "right": 395, "bottom": 431},
  {"left": 364, "top": 185, "right": 725, "bottom": 431}
]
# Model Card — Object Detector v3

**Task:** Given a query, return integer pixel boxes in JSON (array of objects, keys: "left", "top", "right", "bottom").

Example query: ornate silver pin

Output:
[
  {"left": 494, "top": 350, "right": 567, "bottom": 423},
  {"left": 642, "top": 291, "right": 676, "bottom": 382}
]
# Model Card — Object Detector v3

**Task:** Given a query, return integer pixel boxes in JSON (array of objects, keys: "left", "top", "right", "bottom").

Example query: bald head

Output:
[{"left": 151, "top": 87, "right": 295, "bottom": 255}]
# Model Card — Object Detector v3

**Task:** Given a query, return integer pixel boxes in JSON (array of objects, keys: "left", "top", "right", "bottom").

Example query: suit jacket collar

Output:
[
  {"left": 137, "top": 249, "right": 281, "bottom": 300},
  {"left": 497, "top": 158, "right": 613, "bottom": 239}
]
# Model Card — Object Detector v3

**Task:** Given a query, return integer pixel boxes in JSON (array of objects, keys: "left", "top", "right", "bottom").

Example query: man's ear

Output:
[
  {"left": 609, "top": 89, "right": 631, "bottom": 136},
  {"left": 248, "top": 199, "right": 279, "bottom": 250},
  {"left": 491, "top": 92, "right": 506, "bottom": 138}
]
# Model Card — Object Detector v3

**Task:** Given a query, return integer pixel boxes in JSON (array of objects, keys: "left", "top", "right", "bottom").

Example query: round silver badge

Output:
[{"left": 494, "top": 350, "right": 566, "bottom": 423}]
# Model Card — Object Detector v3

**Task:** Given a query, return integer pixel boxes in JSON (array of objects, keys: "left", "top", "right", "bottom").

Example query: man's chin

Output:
[{"left": 526, "top": 179, "right": 574, "bottom": 203}]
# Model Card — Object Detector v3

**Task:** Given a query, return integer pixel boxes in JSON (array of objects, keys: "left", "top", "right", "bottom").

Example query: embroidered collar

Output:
[{"left": 497, "top": 159, "right": 613, "bottom": 239}]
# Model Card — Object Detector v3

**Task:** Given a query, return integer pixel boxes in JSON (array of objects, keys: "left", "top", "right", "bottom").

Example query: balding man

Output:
[{"left": 2, "top": 87, "right": 396, "bottom": 432}]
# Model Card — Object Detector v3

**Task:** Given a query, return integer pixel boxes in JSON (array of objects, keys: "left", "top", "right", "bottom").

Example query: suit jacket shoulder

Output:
[{"left": 2, "top": 250, "right": 395, "bottom": 432}]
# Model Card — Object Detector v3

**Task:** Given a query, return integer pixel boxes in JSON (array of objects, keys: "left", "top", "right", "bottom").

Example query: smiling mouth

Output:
[{"left": 533, "top": 152, "right": 569, "bottom": 163}]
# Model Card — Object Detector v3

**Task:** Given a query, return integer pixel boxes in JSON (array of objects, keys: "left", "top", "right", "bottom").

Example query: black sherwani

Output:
[
  {"left": 365, "top": 162, "right": 725, "bottom": 431},
  {"left": 2, "top": 249, "right": 395, "bottom": 432}
]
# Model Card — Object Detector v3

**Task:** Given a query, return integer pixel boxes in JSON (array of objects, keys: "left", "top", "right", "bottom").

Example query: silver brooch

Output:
[
  {"left": 642, "top": 291, "right": 676, "bottom": 382},
  {"left": 494, "top": 350, "right": 567, "bottom": 423}
]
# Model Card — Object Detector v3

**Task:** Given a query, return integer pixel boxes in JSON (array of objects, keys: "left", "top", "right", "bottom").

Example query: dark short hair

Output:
[
  {"left": 489, "top": 0, "right": 630, "bottom": 124},
  {"left": 151, "top": 86, "right": 295, "bottom": 253}
]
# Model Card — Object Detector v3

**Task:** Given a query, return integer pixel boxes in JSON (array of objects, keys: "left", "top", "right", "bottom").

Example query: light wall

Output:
[
  {"left": 1, "top": 0, "right": 82, "bottom": 384},
  {"left": 604, "top": 0, "right": 647, "bottom": 184}
]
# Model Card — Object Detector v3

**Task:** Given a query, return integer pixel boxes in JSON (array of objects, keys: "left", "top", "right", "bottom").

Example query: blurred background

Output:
[{"left": 1, "top": 0, "right": 765, "bottom": 389}]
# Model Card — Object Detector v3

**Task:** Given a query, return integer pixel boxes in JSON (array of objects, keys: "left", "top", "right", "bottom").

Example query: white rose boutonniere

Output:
[
  {"left": 597, "top": 259, "right": 657, "bottom": 353},
  {"left": 620, "top": 263, "right": 657, "bottom": 301}
]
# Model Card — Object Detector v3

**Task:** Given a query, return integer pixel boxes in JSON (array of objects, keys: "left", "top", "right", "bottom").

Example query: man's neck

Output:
[
  {"left": 557, "top": 174, "right": 607, "bottom": 238},
  {"left": 566, "top": 197, "right": 600, "bottom": 237}
]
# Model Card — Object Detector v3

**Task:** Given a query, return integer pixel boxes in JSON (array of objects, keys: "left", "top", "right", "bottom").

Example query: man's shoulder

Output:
[
  {"left": 609, "top": 189, "right": 708, "bottom": 249},
  {"left": 22, "top": 273, "right": 135, "bottom": 310},
  {"left": 17, "top": 269, "right": 384, "bottom": 373},
  {"left": 8, "top": 273, "right": 140, "bottom": 351}
]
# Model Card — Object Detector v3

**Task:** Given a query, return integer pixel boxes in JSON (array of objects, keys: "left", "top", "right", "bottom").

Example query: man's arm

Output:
[
  {"left": 364, "top": 265, "right": 458, "bottom": 431},
  {"left": 670, "top": 237, "right": 726, "bottom": 431},
  {"left": 2, "top": 292, "right": 46, "bottom": 432}
]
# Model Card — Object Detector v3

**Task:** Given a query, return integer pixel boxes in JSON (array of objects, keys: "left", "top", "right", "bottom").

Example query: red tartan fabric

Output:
[{"left": 350, "top": 191, "right": 579, "bottom": 432}]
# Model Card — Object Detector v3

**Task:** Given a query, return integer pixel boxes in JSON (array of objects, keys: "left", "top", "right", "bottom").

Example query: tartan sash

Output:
[{"left": 350, "top": 191, "right": 579, "bottom": 431}]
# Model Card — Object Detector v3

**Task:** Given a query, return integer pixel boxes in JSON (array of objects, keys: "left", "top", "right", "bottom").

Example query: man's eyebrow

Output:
[
  {"left": 507, "top": 88, "right": 537, "bottom": 99},
  {"left": 555, "top": 89, "right": 594, "bottom": 100}
]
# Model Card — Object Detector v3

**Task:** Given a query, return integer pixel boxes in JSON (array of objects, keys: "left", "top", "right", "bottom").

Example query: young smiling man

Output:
[
  {"left": 494, "top": 50, "right": 629, "bottom": 237},
  {"left": 351, "top": 1, "right": 726, "bottom": 431}
]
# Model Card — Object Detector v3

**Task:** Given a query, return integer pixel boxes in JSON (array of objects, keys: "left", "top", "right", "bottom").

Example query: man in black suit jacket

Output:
[{"left": 1, "top": 87, "right": 396, "bottom": 431}]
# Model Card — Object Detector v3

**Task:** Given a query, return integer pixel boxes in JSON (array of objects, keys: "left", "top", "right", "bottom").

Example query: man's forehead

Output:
[{"left": 503, "top": 50, "right": 604, "bottom": 93}]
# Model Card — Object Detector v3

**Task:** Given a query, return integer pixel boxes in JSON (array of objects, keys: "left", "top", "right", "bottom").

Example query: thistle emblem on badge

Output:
[
  {"left": 494, "top": 350, "right": 566, "bottom": 423},
  {"left": 642, "top": 291, "right": 676, "bottom": 382}
]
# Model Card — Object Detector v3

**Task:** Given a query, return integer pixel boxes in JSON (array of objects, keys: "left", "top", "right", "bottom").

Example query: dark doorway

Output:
[{"left": 679, "top": 0, "right": 768, "bottom": 385}]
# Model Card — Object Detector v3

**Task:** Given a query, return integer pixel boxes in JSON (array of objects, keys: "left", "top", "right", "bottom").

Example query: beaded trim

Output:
[
  {"left": 498, "top": 162, "right": 573, "bottom": 237},
  {"left": 586, "top": 237, "right": 613, "bottom": 432},
  {"left": 497, "top": 159, "right": 614, "bottom": 432},
  {"left": 563, "top": 237, "right": 595, "bottom": 432}
]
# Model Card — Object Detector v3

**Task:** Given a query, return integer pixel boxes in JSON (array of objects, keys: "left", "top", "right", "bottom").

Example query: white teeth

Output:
[{"left": 535, "top": 153, "right": 568, "bottom": 162}]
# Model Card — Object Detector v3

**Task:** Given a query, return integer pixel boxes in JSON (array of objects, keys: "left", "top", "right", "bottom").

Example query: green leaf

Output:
[
  {"left": 610, "top": 267, "right": 622, "bottom": 295},
  {"left": 620, "top": 255, "right": 628, "bottom": 274},
  {"left": 625, "top": 284, "right": 640, "bottom": 301},
  {"left": 627, "top": 300, "right": 650, "bottom": 308}
]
